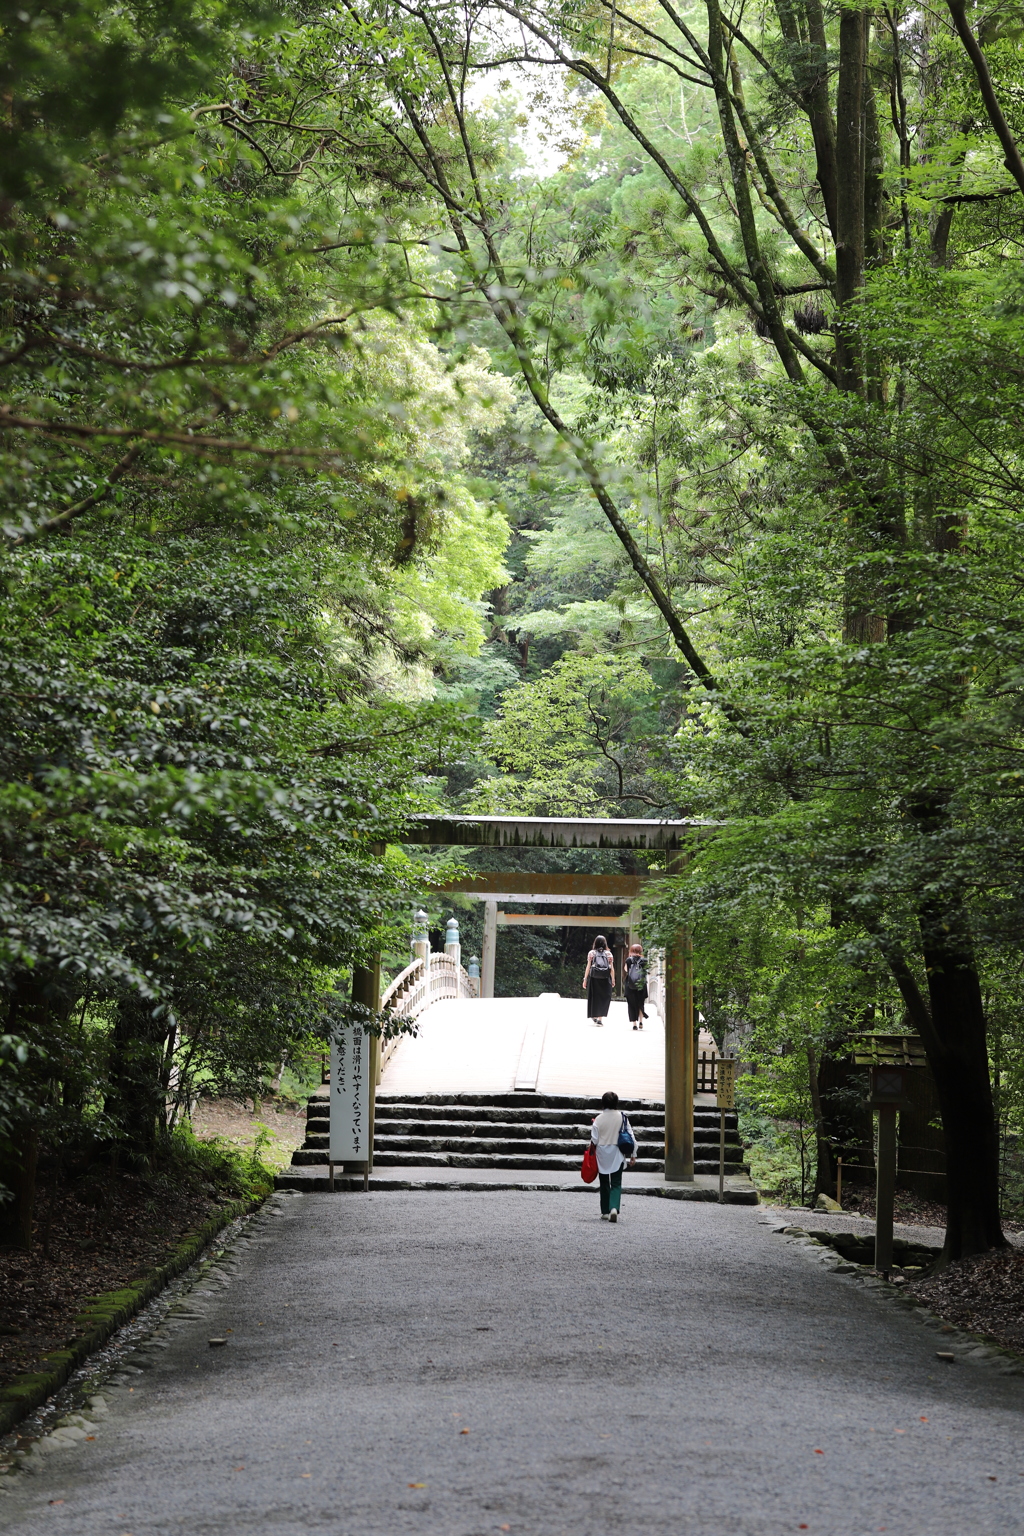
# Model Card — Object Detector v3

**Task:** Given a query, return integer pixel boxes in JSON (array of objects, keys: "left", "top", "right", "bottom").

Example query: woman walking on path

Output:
[
  {"left": 624, "top": 942, "right": 648, "bottom": 1030},
  {"left": 582, "top": 934, "right": 614, "bottom": 1026},
  {"left": 590, "top": 1089, "right": 637, "bottom": 1222}
]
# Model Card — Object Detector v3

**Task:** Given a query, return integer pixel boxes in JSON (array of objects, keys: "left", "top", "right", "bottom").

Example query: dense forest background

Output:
[{"left": 3, "top": 0, "right": 1024, "bottom": 1259}]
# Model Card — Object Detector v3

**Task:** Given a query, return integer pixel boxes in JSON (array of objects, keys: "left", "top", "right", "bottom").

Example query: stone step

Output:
[
  {"left": 294, "top": 1091, "right": 747, "bottom": 1180},
  {"left": 291, "top": 1147, "right": 749, "bottom": 1174},
  {"left": 305, "top": 1104, "right": 737, "bottom": 1130},
  {"left": 371, "top": 1092, "right": 667, "bottom": 1111},
  {"left": 300, "top": 1118, "right": 739, "bottom": 1155},
  {"left": 274, "top": 1167, "right": 760, "bottom": 1202},
  {"left": 306, "top": 1104, "right": 671, "bottom": 1129},
  {"left": 374, "top": 1135, "right": 671, "bottom": 1158}
]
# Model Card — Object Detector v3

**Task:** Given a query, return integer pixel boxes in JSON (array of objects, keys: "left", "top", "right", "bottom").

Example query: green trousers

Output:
[{"left": 599, "top": 1168, "right": 622, "bottom": 1214}]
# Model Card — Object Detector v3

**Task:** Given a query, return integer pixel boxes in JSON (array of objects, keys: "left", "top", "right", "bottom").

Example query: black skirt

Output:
[
  {"left": 625, "top": 983, "right": 647, "bottom": 1022},
  {"left": 587, "top": 971, "right": 613, "bottom": 1018}
]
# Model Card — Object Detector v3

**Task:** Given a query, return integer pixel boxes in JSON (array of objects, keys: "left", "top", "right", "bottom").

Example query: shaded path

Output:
[{"left": 4, "top": 1191, "right": 1022, "bottom": 1535}]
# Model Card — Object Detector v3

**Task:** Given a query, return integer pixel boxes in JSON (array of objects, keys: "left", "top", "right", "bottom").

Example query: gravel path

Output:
[{"left": 3, "top": 1190, "right": 1022, "bottom": 1535}]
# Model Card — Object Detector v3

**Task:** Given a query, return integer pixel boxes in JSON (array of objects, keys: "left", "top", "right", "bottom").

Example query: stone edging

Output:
[
  {"left": 0, "top": 1195, "right": 263, "bottom": 1437},
  {"left": 276, "top": 1173, "right": 759, "bottom": 1204},
  {"left": 763, "top": 1216, "right": 1024, "bottom": 1377}
]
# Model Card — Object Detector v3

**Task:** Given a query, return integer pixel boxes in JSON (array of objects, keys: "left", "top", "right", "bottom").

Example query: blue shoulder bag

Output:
[{"left": 617, "top": 1113, "right": 637, "bottom": 1157}]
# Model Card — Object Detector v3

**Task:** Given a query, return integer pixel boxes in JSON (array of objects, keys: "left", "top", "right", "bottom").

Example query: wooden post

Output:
[
  {"left": 875, "top": 1103, "right": 897, "bottom": 1274},
  {"left": 664, "top": 876, "right": 694, "bottom": 1182},
  {"left": 352, "top": 957, "right": 381, "bottom": 1190},
  {"left": 716, "top": 1056, "right": 736, "bottom": 1203},
  {"left": 481, "top": 899, "right": 498, "bottom": 999}
]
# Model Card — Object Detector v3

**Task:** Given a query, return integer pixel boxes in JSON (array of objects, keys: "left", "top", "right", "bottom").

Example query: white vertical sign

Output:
[{"left": 329, "top": 1025, "right": 370, "bottom": 1163}]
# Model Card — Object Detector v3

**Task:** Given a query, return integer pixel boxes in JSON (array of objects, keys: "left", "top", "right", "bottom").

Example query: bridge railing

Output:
[
  {"left": 645, "top": 948, "right": 664, "bottom": 1014},
  {"left": 378, "top": 952, "right": 477, "bottom": 1076}
]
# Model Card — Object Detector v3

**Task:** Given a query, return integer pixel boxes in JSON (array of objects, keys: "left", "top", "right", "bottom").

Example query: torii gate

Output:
[{"left": 401, "top": 814, "right": 711, "bottom": 1183}]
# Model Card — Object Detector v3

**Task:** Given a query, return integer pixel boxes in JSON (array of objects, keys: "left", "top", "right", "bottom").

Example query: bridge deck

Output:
[{"left": 379, "top": 994, "right": 716, "bottom": 1102}]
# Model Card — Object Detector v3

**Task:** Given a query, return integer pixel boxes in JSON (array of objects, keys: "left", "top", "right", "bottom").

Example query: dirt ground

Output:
[
  {"left": 189, "top": 1096, "right": 307, "bottom": 1170},
  {"left": 910, "top": 1247, "right": 1024, "bottom": 1354},
  {"left": 0, "top": 1097, "right": 305, "bottom": 1395},
  {"left": 0, "top": 1170, "right": 225, "bottom": 1390}
]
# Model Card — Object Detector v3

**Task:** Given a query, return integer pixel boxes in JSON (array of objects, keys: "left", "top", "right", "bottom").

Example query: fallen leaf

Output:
[
  {"left": 460, "top": 1428, "right": 470, "bottom": 1435},
  {"left": 920, "top": 1417, "right": 928, "bottom": 1422},
  {"left": 85, "top": 1436, "right": 96, "bottom": 1441},
  {"left": 408, "top": 1483, "right": 426, "bottom": 1489},
  {"left": 500, "top": 1526, "right": 511, "bottom": 1531},
  {"left": 49, "top": 1500, "right": 64, "bottom": 1505},
  {"left": 988, "top": 1476, "right": 997, "bottom": 1482},
  {"left": 813, "top": 1448, "right": 823, "bottom": 1455},
  {"left": 894, "top": 1429, "right": 905, "bottom": 1435},
  {"left": 234, "top": 1465, "right": 245, "bottom": 1471},
  {"left": 301, "top": 1473, "right": 311, "bottom": 1479}
]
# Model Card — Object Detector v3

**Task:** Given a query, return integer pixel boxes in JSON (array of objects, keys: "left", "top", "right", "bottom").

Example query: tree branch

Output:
[
  {"left": 6, "top": 445, "right": 141, "bottom": 547},
  {"left": 945, "top": 0, "right": 1024, "bottom": 198}
]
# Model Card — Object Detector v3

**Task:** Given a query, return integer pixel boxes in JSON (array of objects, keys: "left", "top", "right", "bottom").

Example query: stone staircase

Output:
[{"left": 279, "top": 1091, "right": 750, "bottom": 1179}]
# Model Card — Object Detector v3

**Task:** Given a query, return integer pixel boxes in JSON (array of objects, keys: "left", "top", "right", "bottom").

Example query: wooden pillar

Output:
[
  {"left": 481, "top": 899, "right": 498, "bottom": 999},
  {"left": 352, "top": 958, "right": 381, "bottom": 1173},
  {"left": 664, "top": 905, "right": 694, "bottom": 1182},
  {"left": 874, "top": 1103, "right": 897, "bottom": 1273}
]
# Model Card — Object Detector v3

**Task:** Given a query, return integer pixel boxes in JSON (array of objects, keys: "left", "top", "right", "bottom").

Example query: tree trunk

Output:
[
  {"left": 918, "top": 916, "right": 1005, "bottom": 1260},
  {"left": 834, "top": 7, "right": 867, "bottom": 391},
  {"left": 775, "top": 0, "right": 839, "bottom": 239},
  {"left": 0, "top": 1125, "right": 38, "bottom": 1250},
  {"left": 807, "top": 1045, "right": 833, "bottom": 1198},
  {"left": 105, "top": 999, "right": 170, "bottom": 1164}
]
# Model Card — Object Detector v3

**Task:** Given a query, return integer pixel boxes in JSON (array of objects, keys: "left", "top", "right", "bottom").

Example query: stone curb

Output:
[
  {"left": 0, "top": 1195, "right": 263, "bottom": 1438},
  {"left": 763, "top": 1217, "right": 1024, "bottom": 1376},
  {"left": 275, "top": 1172, "right": 758, "bottom": 1203}
]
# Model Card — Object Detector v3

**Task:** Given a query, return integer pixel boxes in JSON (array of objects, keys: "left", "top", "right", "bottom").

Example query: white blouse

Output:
[{"left": 590, "top": 1107, "right": 635, "bottom": 1175}]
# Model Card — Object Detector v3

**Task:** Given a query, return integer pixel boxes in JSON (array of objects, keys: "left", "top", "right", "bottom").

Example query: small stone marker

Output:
[{"left": 208, "top": 1337, "right": 228, "bottom": 1348}]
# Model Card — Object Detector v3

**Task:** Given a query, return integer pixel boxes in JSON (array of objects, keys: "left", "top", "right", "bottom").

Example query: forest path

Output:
[{"left": 4, "top": 1191, "right": 1022, "bottom": 1535}]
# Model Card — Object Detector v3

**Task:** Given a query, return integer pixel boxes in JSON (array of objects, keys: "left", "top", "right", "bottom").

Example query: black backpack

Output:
[
  {"left": 625, "top": 955, "right": 645, "bottom": 987},
  {"left": 591, "top": 948, "right": 611, "bottom": 973}
]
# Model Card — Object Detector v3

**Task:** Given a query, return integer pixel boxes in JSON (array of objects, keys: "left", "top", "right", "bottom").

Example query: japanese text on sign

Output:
[{"left": 330, "top": 1025, "right": 370, "bottom": 1162}]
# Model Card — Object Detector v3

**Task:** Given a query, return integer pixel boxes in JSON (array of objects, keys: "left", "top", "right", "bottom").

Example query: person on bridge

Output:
[
  {"left": 582, "top": 934, "right": 614, "bottom": 1026},
  {"left": 624, "top": 942, "right": 648, "bottom": 1030},
  {"left": 590, "top": 1089, "right": 637, "bottom": 1222}
]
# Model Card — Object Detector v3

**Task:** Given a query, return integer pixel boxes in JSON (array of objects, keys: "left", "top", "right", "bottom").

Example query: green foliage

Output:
[
  {"left": 470, "top": 651, "right": 672, "bottom": 815},
  {"left": 0, "top": 0, "right": 512, "bottom": 1196},
  {"left": 166, "top": 1121, "right": 275, "bottom": 1199}
]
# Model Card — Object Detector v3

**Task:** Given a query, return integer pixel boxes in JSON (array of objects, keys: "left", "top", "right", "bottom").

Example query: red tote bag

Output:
[{"left": 581, "top": 1144, "right": 598, "bottom": 1184}]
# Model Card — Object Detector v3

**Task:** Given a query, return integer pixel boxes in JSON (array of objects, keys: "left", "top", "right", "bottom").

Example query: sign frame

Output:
[{"left": 329, "top": 1023, "right": 371, "bottom": 1172}]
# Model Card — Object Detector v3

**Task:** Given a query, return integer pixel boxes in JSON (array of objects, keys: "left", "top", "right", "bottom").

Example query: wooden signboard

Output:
[
  {"left": 329, "top": 1025, "right": 371, "bottom": 1165},
  {"left": 716, "top": 1056, "right": 737, "bottom": 1109}
]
